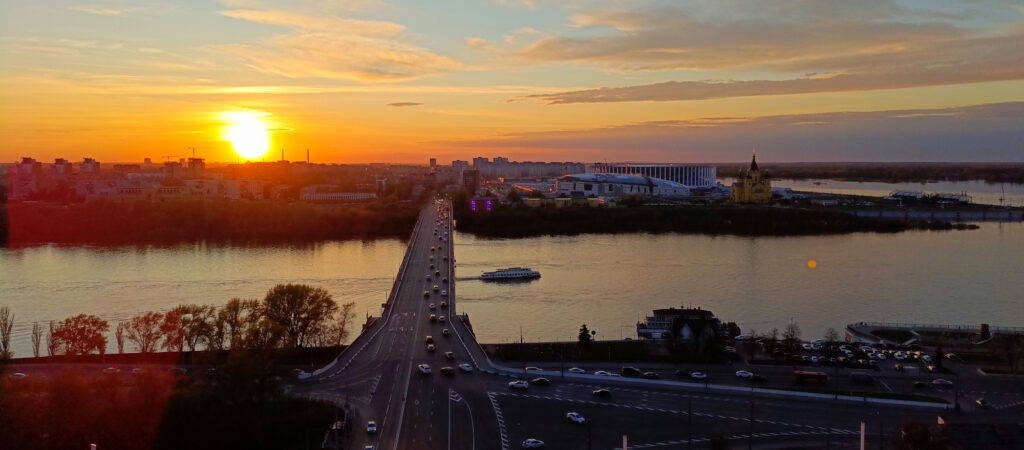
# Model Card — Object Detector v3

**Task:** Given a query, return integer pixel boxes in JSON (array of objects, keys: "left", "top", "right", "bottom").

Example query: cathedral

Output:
[{"left": 730, "top": 154, "right": 772, "bottom": 204}]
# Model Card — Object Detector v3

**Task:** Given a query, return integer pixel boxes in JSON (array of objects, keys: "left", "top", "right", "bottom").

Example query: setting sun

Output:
[{"left": 222, "top": 112, "right": 270, "bottom": 160}]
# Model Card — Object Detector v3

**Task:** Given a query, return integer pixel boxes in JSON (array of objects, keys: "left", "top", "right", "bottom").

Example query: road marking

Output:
[{"left": 487, "top": 392, "right": 510, "bottom": 450}]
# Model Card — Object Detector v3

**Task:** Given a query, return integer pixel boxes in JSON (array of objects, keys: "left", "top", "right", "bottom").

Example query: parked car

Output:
[
  {"left": 735, "top": 370, "right": 754, "bottom": 379},
  {"left": 690, "top": 371, "right": 708, "bottom": 380},
  {"left": 566, "top": 412, "right": 585, "bottom": 424},
  {"left": 568, "top": 367, "right": 586, "bottom": 374},
  {"left": 522, "top": 438, "right": 545, "bottom": 449},
  {"left": 592, "top": 388, "right": 612, "bottom": 398},
  {"left": 620, "top": 366, "right": 642, "bottom": 377},
  {"left": 531, "top": 377, "right": 550, "bottom": 386}
]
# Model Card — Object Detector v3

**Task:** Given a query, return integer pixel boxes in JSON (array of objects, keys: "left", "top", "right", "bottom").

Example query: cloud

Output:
[
  {"left": 387, "top": 102, "right": 422, "bottom": 107},
  {"left": 440, "top": 102, "right": 1024, "bottom": 162},
  {"left": 68, "top": 5, "right": 130, "bottom": 16},
  {"left": 499, "top": 1, "right": 1024, "bottom": 102},
  {"left": 219, "top": 8, "right": 461, "bottom": 81}
]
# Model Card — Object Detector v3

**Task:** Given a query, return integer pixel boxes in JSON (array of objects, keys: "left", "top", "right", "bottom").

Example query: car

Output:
[
  {"left": 8, "top": 372, "right": 27, "bottom": 379},
  {"left": 734, "top": 335, "right": 750, "bottom": 341},
  {"left": 568, "top": 367, "right": 586, "bottom": 374},
  {"left": 531, "top": 377, "right": 550, "bottom": 386},
  {"left": 429, "top": 314, "right": 437, "bottom": 322},
  {"left": 441, "top": 366, "right": 455, "bottom": 376},
  {"left": 441, "top": 290, "right": 448, "bottom": 297},
  {"left": 433, "top": 285, "right": 439, "bottom": 291},
  {"left": 802, "top": 343, "right": 811, "bottom": 350},
  {"left": 944, "top": 352, "right": 957, "bottom": 360},
  {"left": 932, "top": 378, "right": 954, "bottom": 386},
  {"left": 975, "top": 398, "right": 991, "bottom": 409},
  {"left": 418, "top": 364, "right": 432, "bottom": 374},
  {"left": 444, "top": 351, "right": 455, "bottom": 360},
  {"left": 620, "top": 366, "right": 641, "bottom": 377},
  {"left": 922, "top": 355, "right": 933, "bottom": 363},
  {"left": 102, "top": 367, "right": 120, "bottom": 375},
  {"left": 438, "top": 316, "right": 447, "bottom": 323},
  {"left": 426, "top": 275, "right": 432, "bottom": 281},
  {"left": 591, "top": 388, "right": 612, "bottom": 398},
  {"left": 724, "top": 346, "right": 737, "bottom": 354},
  {"left": 131, "top": 368, "right": 146, "bottom": 375},
  {"left": 925, "top": 364, "right": 937, "bottom": 373},
  {"left": 442, "top": 328, "right": 451, "bottom": 337},
  {"left": 435, "top": 271, "right": 441, "bottom": 277},
  {"left": 425, "top": 335, "right": 434, "bottom": 344},
  {"left": 442, "top": 277, "right": 449, "bottom": 283},
  {"left": 429, "top": 303, "right": 436, "bottom": 309},
  {"left": 642, "top": 372, "right": 660, "bottom": 379},
  {"left": 431, "top": 247, "right": 436, "bottom": 252},
  {"left": 735, "top": 370, "right": 754, "bottom": 379},
  {"left": 525, "top": 366, "right": 542, "bottom": 372},
  {"left": 426, "top": 344, "right": 436, "bottom": 352},
  {"left": 810, "top": 356, "right": 819, "bottom": 364},
  {"left": 429, "top": 256, "right": 434, "bottom": 261},
  {"left": 690, "top": 371, "right": 708, "bottom": 380},
  {"left": 367, "top": 421, "right": 377, "bottom": 434},
  {"left": 443, "top": 256, "right": 448, "bottom": 261},
  {"left": 566, "top": 412, "right": 585, "bottom": 424},
  {"left": 913, "top": 381, "right": 930, "bottom": 390},
  {"left": 594, "top": 370, "right": 613, "bottom": 376},
  {"left": 424, "top": 291, "right": 430, "bottom": 298},
  {"left": 522, "top": 438, "right": 545, "bottom": 449},
  {"left": 440, "top": 301, "right": 448, "bottom": 308},
  {"left": 893, "top": 363, "right": 903, "bottom": 372},
  {"left": 508, "top": 380, "right": 529, "bottom": 390},
  {"left": 458, "top": 363, "right": 473, "bottom": 373}
]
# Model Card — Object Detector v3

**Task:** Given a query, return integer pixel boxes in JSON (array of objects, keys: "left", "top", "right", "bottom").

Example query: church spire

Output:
[{"left": 749, "top": 152, "right": 759, "bottom": 172}]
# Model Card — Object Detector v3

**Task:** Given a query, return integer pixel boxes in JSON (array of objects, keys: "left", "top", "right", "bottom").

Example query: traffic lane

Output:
[{"left": 493, "top": 391, "right": 844, "bottom": 450}]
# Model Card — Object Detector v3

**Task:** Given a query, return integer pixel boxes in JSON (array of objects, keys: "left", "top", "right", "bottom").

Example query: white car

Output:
[
  {"left": 522, "top": 438, "right": 545, "bottom": 448},
  {"left": 735, "top": 370, "right": 754, "bottom": 379},
  {"left": 734, "top": 335, "right": 749, "bottom": 341},
  {"left": 508, "top": 380, "right": 529, "bottom": 390},
  {"left": 8, "top": 372, "right": 27, "bottom": 379},
  {"left": 418, "top": 364, "right": 432, "bottom": 374},
  {"left": 932, "top": 379, "right": 954, "bottom": 386},
  {"left": 566, "top": 412, "right": 585, "bottom": 424},
  {"left": 593, "top": 370, "right": 613, "bottom": 376},
  {"left": 922, "top": 355, "right": 932, "bottom": 362},
  {"left": 568, "top": 367, "right": 586, "bottom": 374},
  {"left": 690, "top": 371, "right": 708, "bottom": 380},
  {"left": 367, "top": 421, "right": 377, "bottom": 434},
  {"left": 458, "top": 363, "right": 473, "bottom": 373},
  {"left": 810, "top": 356, "right": 819, "bottom": 363},
  {"left": 441, "top": 290, "right": 448, "bottom": 297}
]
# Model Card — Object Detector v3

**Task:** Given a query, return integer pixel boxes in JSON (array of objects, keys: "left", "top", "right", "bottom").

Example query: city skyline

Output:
[{"left": 3, "top": 0, "right": 1024, "bottom": 163}]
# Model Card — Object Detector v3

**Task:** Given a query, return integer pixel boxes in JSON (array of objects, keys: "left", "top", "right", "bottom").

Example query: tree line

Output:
[
  {"left": 0, "top": 284, "right": 357, "bottom": 360},
  {"left": 3, "top": 199, "right": 419, "bottom": 247}
]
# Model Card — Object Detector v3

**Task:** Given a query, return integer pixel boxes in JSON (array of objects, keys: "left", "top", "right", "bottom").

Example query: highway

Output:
[{"left": 296, "top": 199, "right": 1023, "bottom": 449}]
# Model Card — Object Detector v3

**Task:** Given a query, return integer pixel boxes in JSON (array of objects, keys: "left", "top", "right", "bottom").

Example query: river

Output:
[{"left": 3, "top": 222, "right": 1022, "bottom": 356}]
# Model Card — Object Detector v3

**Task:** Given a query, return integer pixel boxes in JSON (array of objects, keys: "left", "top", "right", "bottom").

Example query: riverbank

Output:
[
  {"left": 2, "top": 199, "right": 420, "bottom": 247},
  {"left": 455, "top": 204, "right": 971, "bottom": 238}
]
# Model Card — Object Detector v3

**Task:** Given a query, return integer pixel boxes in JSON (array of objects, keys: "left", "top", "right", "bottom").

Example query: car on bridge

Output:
[
  {"left": 689, "top": 371, "right": 708, "bottom": 380},
  {"left": 442, "top": 328, "right": 450, "bottom": 337},
  {"left": 438, "top": 316, "right": 447, "bottom": 323},
  {"left": 440, "top": 301, "right": 447, "bottom": 308},
  {"left": 429, "top": 314, "right": 437, "bottom": 322},
  {"left": 444, "top": 351, "right": 455, "bottom": 360},
  {"left": 735, "top": 370, "right": 754, "bottom": 379},
  {"left": 531, "top": 377, "right": 550, "bottom": 386},
  {"left": 522, "top": 438, "right": 545, "bottom": 448},
  {"left": 441, "top": 366, "right": 455, "bottom": 376},
  {"left": 568, "top": 367, "right": 586, "bottom": 374},
  {"left": 425, "top": 336, "right": 433, "bottom": 344},
  {"left": 593, "top": 370, "right": 613, "bottom": 376},
  {"left": 366, "top": 421, "right": 377, "bottom": 434},
  {"left": 441, "top": 290, "right": 448, "bottom": 297},
  {"left": 418, "top": 364, "right": 432, "bottom": 374},
  {"left": 458, "top": 363, "right": 473, "bottom": 373},
  {"left": 423, "top": 291, "right": 430, "bottom": 298},
  {"left": 508, "top": 380, "right": 529, "bottom": 390},
  {"left": 427, "top": 344, "right": 436, "bottom": 352},
  {"left": 433, "top": 284, "right": 439, "bottom": 291},
  {"left": 620, "top": 366, "right": 641, "bottom": 377},
  {"left": 591, "top": 388, "right": 612, "bottom": 398},
  {"left": 566, "top": 412, "right": 585, "bottom": 424},
  {"left": 429, "top": 303, "right": 436, "bottom": 309},
  {"left": 642, "top": 372, "right": 660, "bottom": 379}
]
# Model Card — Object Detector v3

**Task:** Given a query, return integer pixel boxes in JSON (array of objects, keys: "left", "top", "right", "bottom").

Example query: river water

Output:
[
  {"left": 3, "top": 222, "right": 1022, "bottom": 356},
  {"left": 723, "top": 178, "right": 1024, "bottom": 207}
]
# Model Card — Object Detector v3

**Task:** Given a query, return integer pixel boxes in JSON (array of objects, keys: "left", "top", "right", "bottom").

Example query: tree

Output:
[
  {"left": 782, "top": 322, "right": 801, "bottom": 352},
  {"left": 115, "top": 321, "right": 127, "bottom": 354},
  {"left": 578, "top": 324, "right": 592, "bottom": 350},
  {"left": 216, "top": 298, "right": 247, "bottom": 350},
  {"left": 318, "top": 301, "right": 357, "bottom": 346},
  {"left": 31, "top": 322, "right": 43, "bottom": 358},
  {"left": 51, "top": 314, "right": 109, "bottom": 355},
  {"left": 126, "top": 312, "right": 164, "bottom": 353},
  {"left": 46, "top": 321, "right": 57, "bottom": 356},
  {"left": 506, "top": 189, "right": 522, "bottom": 204},
  {"left": 824, "top": 327, "right": 840, "bottom": 343},
  {"left": 160, "top": 306, "right": 188, "bottom": 352},
  {"left": 0, "top": 306, "right": 13, "bottom": 360},
  {"left": 179, "top": 304, "right": 217, "bottom": 352},
  {"left": 262, "top": 284, "right": 338, "bottom": 348}
]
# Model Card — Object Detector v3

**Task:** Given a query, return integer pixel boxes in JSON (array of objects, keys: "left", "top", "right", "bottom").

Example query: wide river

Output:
[{"left": 3, "top": 222, "right": 1022, "bottom": 356}]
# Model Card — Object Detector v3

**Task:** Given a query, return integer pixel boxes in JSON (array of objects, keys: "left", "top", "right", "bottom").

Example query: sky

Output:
[{"left": 1, "top": 0, "right": 1023, "bottom": 164}]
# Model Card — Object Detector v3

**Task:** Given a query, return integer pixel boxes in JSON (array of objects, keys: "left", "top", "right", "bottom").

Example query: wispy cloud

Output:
[
  {"left": 219, "top": 8, "right": 461, "bottom": 81},
  {"left": 440, "top": 102, "right": 1024, "bottom": 162},
  {"left": 68, "top": 5, "right": 130, "bottom": 16},
  {"left": 387, "top": 102, "right": 422, "bottom": 107}
]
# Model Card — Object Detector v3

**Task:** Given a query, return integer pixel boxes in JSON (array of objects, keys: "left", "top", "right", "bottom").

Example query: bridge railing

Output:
[{"left": 847, "top": 322, "right": 1024, "bottom": 333}]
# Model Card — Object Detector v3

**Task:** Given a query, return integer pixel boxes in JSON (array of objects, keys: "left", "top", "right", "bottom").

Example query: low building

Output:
[
  {"left": 730, "top": 154, "right": 772, "bottom": 204},
  {"left": 554, "top": 173, "right": 692, "bottom": 199},
  {"left": 591, "top": 163, "right": 717, "bottom": 188},
  {"left": 636, "top": 307, "right": 726, "bottom": 343}
]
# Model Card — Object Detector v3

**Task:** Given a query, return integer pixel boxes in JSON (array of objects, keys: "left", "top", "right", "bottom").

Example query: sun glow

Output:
[{"left": 222, "top": 112, "right": 271, "bottom": 160}]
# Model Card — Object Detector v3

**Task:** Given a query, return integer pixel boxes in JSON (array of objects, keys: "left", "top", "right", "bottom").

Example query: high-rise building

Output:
[
  {"left": 80, "top": 158, "right": 101, "bottom": 175},
  {"left": 187, "top": 157, "right": 206, "bottom": 179},
  {"left": 462, "top": 169, "right": 479, "bottom": 194},
  {"left": 429, "top": 158, "right": 437, "bottom": 170},
  {"left": 52, "top": 158, "right": 73, "bottom": 176}
]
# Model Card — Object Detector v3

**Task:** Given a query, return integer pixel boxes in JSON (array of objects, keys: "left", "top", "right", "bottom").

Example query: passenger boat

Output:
[{"left": 480, "top": 267, "right": 540, "bottom": 281}]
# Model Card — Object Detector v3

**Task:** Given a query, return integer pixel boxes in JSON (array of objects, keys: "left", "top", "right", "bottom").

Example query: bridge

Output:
[{"left": 294, "top": 200, "right": 966, "bottom": 449}]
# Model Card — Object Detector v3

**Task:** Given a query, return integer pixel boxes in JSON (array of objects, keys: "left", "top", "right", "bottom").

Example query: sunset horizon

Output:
[{"left": 3, "top": 0, "right": 1024, "bottom": 164}]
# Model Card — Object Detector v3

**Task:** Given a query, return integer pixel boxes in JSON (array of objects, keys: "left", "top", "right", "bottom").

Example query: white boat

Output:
[{"left": 480, "top": 267, "right": 540, "bottom": 281}]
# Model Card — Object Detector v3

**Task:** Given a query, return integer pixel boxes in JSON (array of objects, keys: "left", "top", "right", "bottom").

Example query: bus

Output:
[{"left": 793, "top": 370, "right": 829, "bottom": 385}]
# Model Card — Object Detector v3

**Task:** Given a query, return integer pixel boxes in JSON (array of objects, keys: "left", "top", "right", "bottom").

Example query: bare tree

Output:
[
  {"left": 31, "top": 322, "right": 43, "bottom": 358},
  {"left": 0, "top": 306, "right": 13, "bottom": 360},
  {"left": 262, "top": 284, "right": 338, "bottom": 348},
  {"left": 126, "top": 312, "right": 163, "bottom": 353},
  {"left": 181, "top": 304, "right": 217, "bottom": 352},
  {"left": 46, "top": 321, "right": 57, "bottom": 356},
  {"left": 313, "top": 301, "right": 357, "bottom": 346},
  {"left": 160, "top": 307, "right": 186, "bottom": 352},
  {"left": 783, "top": 322, "right": 802, "bottom": 352},
  {"left": 115, "top": 321, "right": 127, "bottom": 354},
  {"left": 824, "top": 327, "right": 840, "bottom": 343},
  {"left": 51, "top": 314, "right": 109, "bottom": 355}
]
